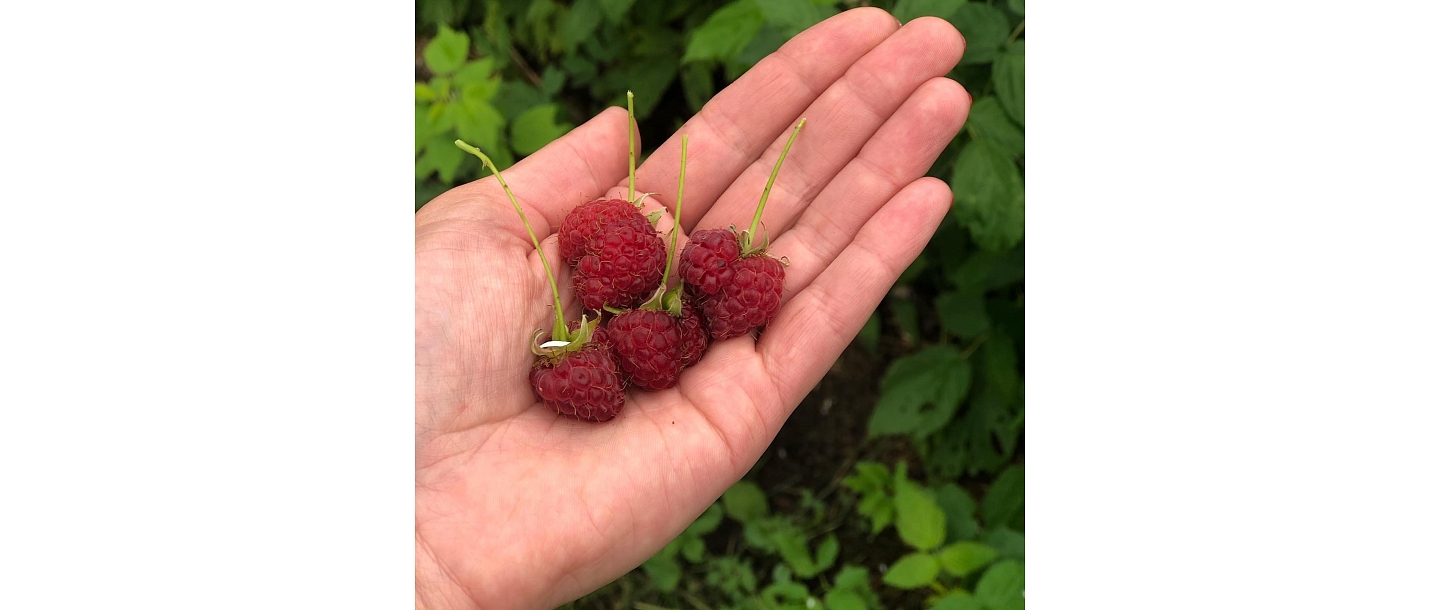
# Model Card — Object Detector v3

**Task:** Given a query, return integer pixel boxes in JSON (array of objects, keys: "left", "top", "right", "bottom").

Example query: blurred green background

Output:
[{"left": 417, "top": 1, "right": 1023, "bottom": 608}]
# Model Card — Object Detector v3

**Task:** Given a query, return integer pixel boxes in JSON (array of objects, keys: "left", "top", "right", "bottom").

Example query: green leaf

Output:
[
  {"left": 975, "top": 560, "right": 1024, "bottom": 610},
  {"left": 949, "top": 3, "right": 1010, "bottom": 64},
  {"left": 966, "top": 97, "right": 1024, "bottom": 157},
  {"left": 871, "top": 501, "right": 895, "bottom": 535},
  {"left": 825, "top": 590, "right": 867, "bottom": 610},
  {"left": 681, "top": 63, "right": 715, "bottom": 113},
  {"left": 642, "top": 555, "right": 682, "bottom": 592},
  {"left": 1008, "top": 0, "right": 1025, "bottom": 16},
  {"left": 598, "top": 55, "right": 678, "bottom": 119},
  {"left": 934, "top": 484, "right": 979, "bottom": 542},
  {"left": 981, "top": 465, "right": 1024, "bottom": 529},
  {"left": 540, "top": 66, "right": 566, "bottom": 97},
  {"left": 868, "top": 345, "right": 973, "bottom": 439},
  {"left": 453, "top": 97, "right": 505, "bottom": 155},
  {"left": 415, "top": 83, "right": 436, "bottom": 102},
  {"left": 773, "top": 527, "right": 818, "bottom": 577},
  {"left": 929, "top": 591, "right": 984, "bottom": 610},
  {"left": 423, "top": 24, "right": 470, "bottom": 75},
  {"left": 994, "top": 43, "right": 1025, "bottom": 126},
  {"left": 723, "top": 480, "right": 769, "bottom": 522},
  {"left": 882, "top": 553, "right": 940, "bottom": 589},
  {"left": 509, "top": 104, "right": 572, "bottom": 155},
  {"left": 892, "top": 0, "right": 965, "bottom": 22},
  {"left": 682, "top": 537, "right": 705, "bottom": 563},
  {"left": 559, "top": 0, "right": 602, "bottom": 52},
  {"left": 936, "top": 290, "right": 991, "bottom": 340},
  {"left": 894, "top": 477, "right": 946, "bottom": 551},
  {"left": 951, "top": 139, "right": 1024, "bottom": 252},
  {"left": 760, "top": 0, "right": 824, "bottom": 36},
  {"left": 832, "top": 565, "right": 871, "bottom": 593},
  {"left": 683, "top": 0, "right": 765, "bottom": 64},
  {"left": 938, "top": 541, "right": 999, "bottom": 576},
  {"left": 453, "top": 57, "right": 499, "bottom": 90},
  {"left": 891, "top": 298, "right": 920, "bottom": 345},
  {"left": 419, "top": 134, "right": 463, "bottom": 183},
  {"left": 815, "top": 534, "right": 840, "bottom": 571},
  {"left": 600, "top": 0, "right": 638, "bottom": 22},
  {"left": 985, "top": 527, "right": 1025, "bottom": 560},
  {"left": 856, "top": 310, "right": 881, "bottom": 352},
  {"left": 687, "top": 502, "right": 725, "bottom": 536}
]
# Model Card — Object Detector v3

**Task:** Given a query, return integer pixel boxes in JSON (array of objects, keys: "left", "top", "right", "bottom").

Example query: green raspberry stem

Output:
[
  {"left": 455, "top": 139, "right": 568, "bottom": 341},
  {"left": 746, "top": 118, "right": 806, "bottom": 251},
  {"left": 627, "top": 90, "right": 636, "bottom": 203},
  {"left": 659, "top": 135, "right": 688, "bottom": 290}
]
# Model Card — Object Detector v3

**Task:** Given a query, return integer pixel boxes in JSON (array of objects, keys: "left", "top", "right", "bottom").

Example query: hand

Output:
[{"left": 415, "top": 9, "right": 970, "bottom": 609}]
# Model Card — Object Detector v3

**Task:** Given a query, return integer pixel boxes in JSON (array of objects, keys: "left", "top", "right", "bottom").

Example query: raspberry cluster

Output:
[{"left": 455, "top": 92, "right": 804, "bottom": 423}]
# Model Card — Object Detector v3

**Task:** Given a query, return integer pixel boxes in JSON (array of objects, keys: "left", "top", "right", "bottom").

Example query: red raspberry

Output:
[
  {"left": 608, "top": 309, "right": 683, "bottom": 390},
  {"left": 558, "top": 198, "right": 650, "bottom": 265},
  {"left": 679, "top": 228, "right": 742, "bottom": 297},
  {"left": 529, "top": 344, "right": 626, "bottom": 422},
  {"left": 573, "top": 222, "right": 667, "bottom": 311},
  {"left": 677, "top": 303, "right": 708, "bottom": 368},
  {"left": 699, "top": 255, "right": 785, "bottom": 340}
]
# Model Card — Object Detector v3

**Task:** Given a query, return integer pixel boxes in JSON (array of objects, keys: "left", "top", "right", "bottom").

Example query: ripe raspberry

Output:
[
  {"left": 608, "top": 309, "right": 683, "bottom": 390},
  {"left": 529, "top": 344, "right": 626, "bottom": 422},
  {"left": 679, "top": 228, "right": 742, "bottom": 297},
  {"left": 699, "top": 255, "right": 785, "bottom": 340},
  {"left": 677, "top": 302, "right": 709, "bottom": 368},
  {"left": 558, "top": 198, "right": 650, "bottom": 265},
  {"left": 573, "top": 222, "right": 667, "bottom": 311}
]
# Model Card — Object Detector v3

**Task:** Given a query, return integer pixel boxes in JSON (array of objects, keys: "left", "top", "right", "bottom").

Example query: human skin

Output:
[{"left": 416, "top": 9, "right": 970, "bottom": 609}]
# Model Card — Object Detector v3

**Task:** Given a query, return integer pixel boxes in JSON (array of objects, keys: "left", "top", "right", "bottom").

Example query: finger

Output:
[
  {"left": 758, "top": 178, "right": 953, "bottom": 406},
  {"left": 770, "top": 77, "right": 970, "bottom": 298},
  {"left": 632, "top": 8, "right": 900, "bottom": 229},
  {"left": 697, "top": 18, "right": 965, "bottom": 235},
  {"left": 420, "top": 106, "right": 631, "bottom": 240}
]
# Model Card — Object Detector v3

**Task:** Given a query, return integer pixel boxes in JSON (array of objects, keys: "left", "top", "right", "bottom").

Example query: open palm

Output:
[{"left": 416, "top": 9, "right": 969, "bottom": 609}]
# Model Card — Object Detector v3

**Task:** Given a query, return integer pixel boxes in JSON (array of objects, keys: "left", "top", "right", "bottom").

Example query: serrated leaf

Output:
[
  {"left": 773, "top": 527, "right": 818, "bottom": 577},
  {"left": 453, "top": 98, "right": 505, "bottom": 154},
  {"left": 934, "top": 484, "right": 980, "bottom": 542},
  {"left": 683, "top": 0, "right": 765, "bottom": 64},
  {"left": 642, "top": 555, "right": 681, "bottom": 592},
  {"left": 825, "top": 590, "right": 867, "bottom": 610},
  {"left": 975, "top": 560, "right": 1024, "bottom": 610},
  {"left": 950, "top": 3, "right": 1011, "bottom": 64},
  {"left": 453, "top": 57, "right": 499, "bottom": 90},
  {"left": 981, "top": 465, "right": 1024, "bottom": 529},
  {"left": 882, "top": 553, "right": 940, "bottom": 589},
  {"left": 420, "top": 134, "right": 463, "bottom": 183},
  {"left": 424, "top": 24, "right": 470, "bottom": 75},
  {"left": 994, "top": 44, "right": 1025, "bottom": 125},
  {"left": 892, "top": 0, "right": 965, "bottom": 22},
  {"left": 723, "top": 480, "right": 769, "bottom": 522},
  {"left": 815, "top": 534, "right": 840, "bottom": 571},
  {"left": 966, "top": 97, "right": 1024, "bottom": 157},
  {"left": 951, "top": 139, "right": 1024, "bottom": 252},
  {"left": 560, "top": 0, "right": 602, "bottom": 52},
  {"left": 894, "top": 477, "right": 946, "bottom": 551},
  {"left": 760, "top": 0, "right": 824, "bottom": 35},
  {"left": 938, "top": 541, "right": 999, "bottom": 576},
  {"left": 936, "top": 290, "right": 991, "bottom": 340},
  {"left": 600, "top": 0, "right": 637, "bottom": 22},
  {"left": 509, "top": 104, "right": 571, "bottom": 155},
  {"left": 868, "top": 345, "right": 973, "bottom": 438}
]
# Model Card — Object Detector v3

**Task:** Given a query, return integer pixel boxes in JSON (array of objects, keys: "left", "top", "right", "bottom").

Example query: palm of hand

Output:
[{"left": 415, "top": 10, "right": 969, "bottom": 610}]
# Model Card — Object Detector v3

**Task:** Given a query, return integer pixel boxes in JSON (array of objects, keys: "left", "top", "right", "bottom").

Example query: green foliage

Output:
[{"left": 420, "top": 2, "right": 1023, "bottom": 607}]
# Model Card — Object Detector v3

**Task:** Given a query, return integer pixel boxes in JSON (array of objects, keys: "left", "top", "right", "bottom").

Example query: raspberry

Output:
[
  {"left": 679, "top": 228, "right": 742, "bottom": 297},
  {"left": 608, "top": 309, "right": 683, "bottom": 390},
  {"left": 573, "top": 222, "right": 667, "bottom": 311},
  {"left": 529, "top": 344, "right": 626, "bottom": 421},
  {"left": 699, "top": 255, "right": 785, "bottom": 340},
  {"left": 677, "top": 303, "right": 709, "bottom": 368},
  {"left": 558, "top": 198, "right": 651, "bottom": 265}
]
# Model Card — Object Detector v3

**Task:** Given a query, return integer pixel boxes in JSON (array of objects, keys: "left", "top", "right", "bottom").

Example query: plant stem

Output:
[
  {"left": 455, "top": 139, "right": 567, "bottom": 341},
  {"left": 627, "top": 90, "right": 636, "bottom": 203},
  {"left": 1007, "top": 18, "right": 1025, "bottom": 45},
  {"left": 659, "top": 135, "right": 688, "bottom": 289},
  {"left": 747, "top": 118, "right": 806, "bottom": 248}
]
